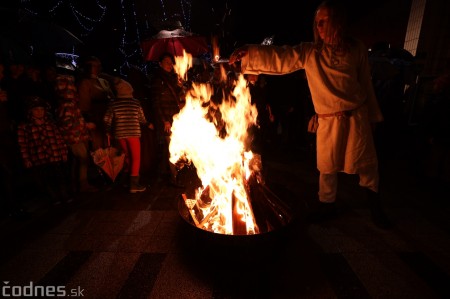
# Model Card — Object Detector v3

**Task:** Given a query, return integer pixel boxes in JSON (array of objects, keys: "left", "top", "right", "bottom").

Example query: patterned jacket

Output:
[
  {"left": 17, "top": 114, "right": 68, "bottom": 168},
  {"left": 103, "top": 97, "right": 149, "bottom": 139},
  {"left": 55, "top": 74, "right": 91, "bottom": 145}
]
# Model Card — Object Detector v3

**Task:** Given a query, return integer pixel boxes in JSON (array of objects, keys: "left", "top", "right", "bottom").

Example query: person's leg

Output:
[
  {"left": 40, "top": 163, "right": 63, "bottom": 204},
  {"left": 72, "top": 142, "right": 98, "bottom": 192},
  {"left": 54, "top": 161, "right": 73, "bottom": 202},
  {"left": 318, "top": 172, "right": 338, "bottom": 203},
  {"left": 118, "top": 138, "right": 130, "bottom": 174},
  {"left": 359, "top": 168, "right": 392, "bottom": 229},
  {"left": 65, "top": 147, "right": 77, "bottom": 194},
  {"left": 127, "top": 137, "right": 146, "bottom": 193},
  {"left": 127, "top": 137, "right": 141, "bottom": 177},
  {"left": 309, "top": 172, "right": 338, "bottom": 222},
  {"left": 358, "top": 167, "right": 379, "bottom": 193},
  {"left": 90, "top": 127, "right": 103, "bottom": 151}
]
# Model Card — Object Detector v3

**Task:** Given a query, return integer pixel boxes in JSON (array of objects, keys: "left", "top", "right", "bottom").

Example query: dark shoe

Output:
[
  {"left": 130, "top": 184, "right": 146, "bottom": 193},
  {"left": 366, "top": 189, "right": 393, "bottom": 230},
  {"left": 130, "top": 176, "right": 146, "bottom": 193},
  {"left": 308, "top": 201, "right": 338, "bottom": 223}
]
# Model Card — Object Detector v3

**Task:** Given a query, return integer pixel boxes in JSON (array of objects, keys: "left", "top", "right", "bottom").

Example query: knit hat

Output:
[{"left": 114, "top": 79, "right": 134, "bottom": 98}]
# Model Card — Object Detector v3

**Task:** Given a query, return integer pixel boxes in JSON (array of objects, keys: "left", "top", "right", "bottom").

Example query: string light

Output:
[
  {"left": 179, "top": 0, "right": 192, "bottom": 31},
  {"left": 117, "top": 0, "right": 146, "bottom": 76},
  {"left": 159, "top": 0, "right": 168, "bottom": 21},
  {"left": 19, "top": 0, "right": 197, "bottom": 76},
  {"left": 48, "top": 0, "right": 64, "bottom": 15},
  {"left": 20, "top": 0, "right": 107, "bottom": 36},
  {"left": 69, "top": 1, "right": 106, "bottom": 35}
]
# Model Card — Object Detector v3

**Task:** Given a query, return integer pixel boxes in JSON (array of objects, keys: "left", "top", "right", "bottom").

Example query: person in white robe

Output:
[{"left": 229, "top": 0, "right": 391, "bottom": 229}]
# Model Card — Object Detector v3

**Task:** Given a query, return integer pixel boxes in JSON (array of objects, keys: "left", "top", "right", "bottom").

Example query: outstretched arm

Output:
[{"left": 229, "top": 46, "right": 249, "bottom": 65}]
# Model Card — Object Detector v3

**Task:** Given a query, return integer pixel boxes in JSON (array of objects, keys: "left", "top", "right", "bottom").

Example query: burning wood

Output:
[
  {"left": 181, "top": 153, "right": 292, "bottom": 235},
  {"left": 171, "top": 51, "right": 293, "bottom": 235}
]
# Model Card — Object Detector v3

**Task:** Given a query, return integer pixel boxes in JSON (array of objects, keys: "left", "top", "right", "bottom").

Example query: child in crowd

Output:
[
  {"left": 104, "top": 79, "right": 154, "bottom": 193},
  {"left": 55, "top": 69, "right": 99, "bottom": 193},
  {"left": 17, "top": 96, "right": 71, "bottom": 204}
]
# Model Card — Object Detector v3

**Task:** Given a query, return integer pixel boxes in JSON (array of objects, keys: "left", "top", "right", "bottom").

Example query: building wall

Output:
[{"left": 404, "top": 0, "right": 450, "bottom": 76}]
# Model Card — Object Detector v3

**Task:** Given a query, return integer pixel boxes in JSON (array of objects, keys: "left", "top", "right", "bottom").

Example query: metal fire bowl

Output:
[
  {"left": 178, "top": 181, "right": 297, "bottom": 254},
  {"left": 175, "top": 161, "right": 300, "bottom": 268},
  {"left": 177, "top": 187, "right": 299, "bottom": 274}
]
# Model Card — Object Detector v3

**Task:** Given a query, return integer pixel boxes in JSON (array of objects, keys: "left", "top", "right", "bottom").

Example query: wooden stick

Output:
[
  {"left": 182, "top": 194, "right": 201, "bottom": 228},
  {"left": 199, "top": 205, "right": 218, "bottom": 228}
]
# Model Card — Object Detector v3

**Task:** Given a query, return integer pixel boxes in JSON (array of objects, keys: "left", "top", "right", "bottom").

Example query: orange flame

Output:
[
  {"left": 169, "top": 51, "right": 260, "bottom": 235},
  {"left": 173, "top": 49, "right": 192, "bottom": 82},
  {"left": 211, "top": 35, "right": 220, "bottom": 62}
]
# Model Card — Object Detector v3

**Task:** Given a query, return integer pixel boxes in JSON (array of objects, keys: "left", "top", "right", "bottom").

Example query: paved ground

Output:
[{"left": 1, "top": 129, "right": 450, "bottom": 299}]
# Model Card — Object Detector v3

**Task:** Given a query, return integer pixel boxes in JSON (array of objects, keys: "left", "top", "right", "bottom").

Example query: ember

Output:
[{"left": 170, "top": 51, "right": 293, "bottom": 235}]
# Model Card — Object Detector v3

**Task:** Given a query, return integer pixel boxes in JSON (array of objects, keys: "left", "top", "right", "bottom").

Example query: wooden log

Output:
[
  {"left": 232, "top": 192, "right": 250, "bottom": 235},
  {"left": 182, "top": 194, "right": 201, "bottom": 228}
]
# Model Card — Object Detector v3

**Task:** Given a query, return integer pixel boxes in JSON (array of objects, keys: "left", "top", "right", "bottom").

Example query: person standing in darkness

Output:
[
  {"left": 77, "top": 56, "right": 114, "bottom": 151},
  {"left": 149, "top": 52, "right": 185, "bottom": 188},
  {"left": 104, "top": 78, "right": 154, "bottom": 193},
  {"left": 229, "top": 0, "right": 391, "bottom": 229}
]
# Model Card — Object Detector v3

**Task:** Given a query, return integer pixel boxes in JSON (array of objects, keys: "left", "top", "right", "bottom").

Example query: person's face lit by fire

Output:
[
  {"left": 87, "top": 60, "right": 101, "bottom": 76},
  {"left": 315, "top": 7, "right": 334, "bottom": 44},
  {"left": 31, "top": 106, "right": 45, "bottom": 119},
  {"left": 160, "top": 56, "right": 174, "bottom": 73}
]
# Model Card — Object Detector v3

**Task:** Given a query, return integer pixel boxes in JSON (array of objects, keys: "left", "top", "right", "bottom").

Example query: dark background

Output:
[{"left": 1, "top": 0, "right": 412, "bottom": 71}]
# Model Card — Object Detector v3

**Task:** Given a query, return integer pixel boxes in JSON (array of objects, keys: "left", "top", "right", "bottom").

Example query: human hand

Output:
[{"left": 229, "top": 46, "right": 248, "bottom": 65}]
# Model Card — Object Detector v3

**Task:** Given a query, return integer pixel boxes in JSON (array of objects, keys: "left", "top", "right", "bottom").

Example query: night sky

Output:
[{"left": 1, "top": 0, "right": 412, "bottom": 69}]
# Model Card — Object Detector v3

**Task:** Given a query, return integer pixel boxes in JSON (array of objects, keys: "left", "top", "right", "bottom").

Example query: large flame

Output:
[
  {"left": 169, "top": 51, "right": 259, "bottom": 235},
  {"left": 174, "top": 50, "right": 192, "bottom": 82}
]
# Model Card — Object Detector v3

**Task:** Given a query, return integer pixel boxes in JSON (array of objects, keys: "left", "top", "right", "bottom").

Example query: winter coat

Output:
[{"left": 17, "top": 114, "right": 68, "bottom": 168}]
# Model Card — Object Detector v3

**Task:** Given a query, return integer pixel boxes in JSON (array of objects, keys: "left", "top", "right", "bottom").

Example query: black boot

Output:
[{"left": 366, "top": 189, "right": 393, "bottom": 229}]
